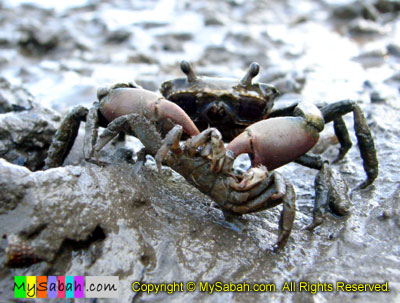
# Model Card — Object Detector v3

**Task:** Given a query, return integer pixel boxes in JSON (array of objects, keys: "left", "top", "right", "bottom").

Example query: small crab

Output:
[
  {"left": 44, "top": 61, "right": 378, "bottom": 248},
  {"left": 160, "top": 61, "right": 378, "bottom": 224},
  {"left": 44, "top": 86, "right": 297, "bottom": 248}
]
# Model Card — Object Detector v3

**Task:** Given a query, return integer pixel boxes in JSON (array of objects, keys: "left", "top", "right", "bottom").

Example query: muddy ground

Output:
[{"left": 0, "top": 0, "right": 399, "bottom": 302}]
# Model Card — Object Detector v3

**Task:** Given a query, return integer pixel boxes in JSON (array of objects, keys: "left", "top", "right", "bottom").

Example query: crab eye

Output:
[
  {"left": 238, "top": 97, "right": 267, "bottom": 122},
  {"left": 169, "top": 93, "right": 198, "bottom": 118}
]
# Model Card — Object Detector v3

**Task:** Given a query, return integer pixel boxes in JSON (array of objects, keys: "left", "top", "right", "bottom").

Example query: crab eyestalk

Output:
[
  {"left": 240, "top": 62, "right": 260, "bottom": 87},
  {"left": 180, "top": 60, "right": 198, "bottom": 83}
]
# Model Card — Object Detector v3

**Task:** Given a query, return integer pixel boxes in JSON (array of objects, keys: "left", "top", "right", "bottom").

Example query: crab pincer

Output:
[
  {"left": 44, "top": 85, "right": 200, "bottom": 169},
  {"left": 98, "top": 87, "right": 200, "bottom": 137},
  {"left": 154, "top": 125, "right": 296, "bottom": 249},
  {"left": 155, "top": 125, "right": 183, "bottom": 174},
  {"left": 226, "top": 102, "right": 324, "bottom": 170},
  {"left": 230, "top": 166, "right": 268, "bottom": 191}
]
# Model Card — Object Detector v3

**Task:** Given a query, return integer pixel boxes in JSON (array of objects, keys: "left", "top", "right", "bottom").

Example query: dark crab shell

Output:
[{"left": 160, "top": 61, "right": 279, "bottom": 140}]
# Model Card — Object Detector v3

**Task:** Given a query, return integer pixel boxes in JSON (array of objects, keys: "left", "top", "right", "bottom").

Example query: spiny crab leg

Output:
[
  {"left": 320, "top": 100, "right": 378, "bottom": 189},
  {"left": 44, "top": 106, "right": 88, "bottom": 169},
  {"left": 305, "top": 162, "right": 351, "bottom": 231}
]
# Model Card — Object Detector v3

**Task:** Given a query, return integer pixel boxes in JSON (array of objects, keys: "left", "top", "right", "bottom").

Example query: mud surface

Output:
[
  {"left": 0, "top": 78, "right": 60, "bottom": 171},
  {"left": 0, "top": 0, "right": 400, "bottom": 302}
]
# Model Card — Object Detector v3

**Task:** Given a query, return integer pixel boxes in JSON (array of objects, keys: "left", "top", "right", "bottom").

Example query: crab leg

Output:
[
  {"left": 320, "top": 100, "right": 378, "bottom": 189},
  {"left": 306, "top": 162, "right": 351, "bottom": 230},
  {"left": 83, "top": 102, "right": 100, "bottom": 161},
  {"left": 94, "top": 113, "right": 162, "bottom": 160},
  {"left": 44, "top": 106, "right": 88, "bottom": 169},
  {"left": 294, "top": 154, "right": 324, "bottom": 170},
  {"left": 155, "top": 126, "right": 226, "bottom": 174},
  {"left": 332, "top": 116, "right": 352, "bottom": 163},
  {"left": 276, "top": 180, "right": 296, "bottom": 249}
]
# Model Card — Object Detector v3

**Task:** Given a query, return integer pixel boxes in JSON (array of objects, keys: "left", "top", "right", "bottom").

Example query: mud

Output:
[
  {"left": 0, "top": 0, "right": 399, "bottom": 302},
  {"left": 0, "top": 78, "right": 59, "bottom": 171}
]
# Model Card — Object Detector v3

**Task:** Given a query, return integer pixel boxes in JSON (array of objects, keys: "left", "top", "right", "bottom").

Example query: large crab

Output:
[{"left": 44, "top": 61, "right": 378, "bottom": 248}]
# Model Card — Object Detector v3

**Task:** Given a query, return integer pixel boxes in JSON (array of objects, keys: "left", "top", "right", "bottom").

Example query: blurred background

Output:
[{"left": 1, "top": 0, "right": 399, "bottom": 112}]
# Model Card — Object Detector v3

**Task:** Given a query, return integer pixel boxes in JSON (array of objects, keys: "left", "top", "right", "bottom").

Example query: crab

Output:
[
  {"left": 43, "top": 61, "right": 378, "bottom": 248},
  {"left": 161, "top": 61, "right": 378, "bottom": 225}
]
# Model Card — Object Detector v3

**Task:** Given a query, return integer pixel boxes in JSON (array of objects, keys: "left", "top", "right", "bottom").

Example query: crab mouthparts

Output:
[{"left": 203, "top": 102, "right": 231, "bottom": 122}]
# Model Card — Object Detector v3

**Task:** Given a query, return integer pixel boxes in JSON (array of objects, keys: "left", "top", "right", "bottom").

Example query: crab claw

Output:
[
  {"left": 155, "top": 125, "right": 183, "bottom": 174},
  {"left": 227, "top": 103, "right": 324, "bottom": 170},
  {"left": 210, "top": 130, "right": 226, "bottom": 173},
  {"left": 231, "top": 166, "right": 268, "bottom": 191},
  {"left": 98, "top": 87, "right": 200, "bottom": 137},
  {"left": 185, "top": 128, "right": 226, "bottom": 173}
]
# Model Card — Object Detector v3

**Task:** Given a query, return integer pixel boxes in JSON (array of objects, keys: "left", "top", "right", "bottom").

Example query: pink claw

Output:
[
  {"left": 153, "top": 99, "right": 200, "bottom": 136},
  {"left": 100, "top": 88, "right": 200, "bottom": 136},
  {"left": 227, "top": 117, "right": 320, "bottom": 170}
]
